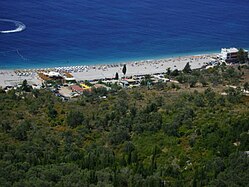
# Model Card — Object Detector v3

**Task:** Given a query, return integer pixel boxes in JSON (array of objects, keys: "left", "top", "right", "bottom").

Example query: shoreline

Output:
[
  {"left": 0, "top": 50, "right": 219, "bottom": 70},
  {"left": 0, "top": 53, "right": 218, "bottom": 88},
  {"left": 71, "top": 53, "right": 217, "bottom": 81}
]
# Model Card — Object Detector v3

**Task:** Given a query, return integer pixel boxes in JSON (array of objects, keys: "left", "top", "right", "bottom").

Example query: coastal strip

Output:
[{"left": 0, "top": 53, "right": 218, "bottom": 88}]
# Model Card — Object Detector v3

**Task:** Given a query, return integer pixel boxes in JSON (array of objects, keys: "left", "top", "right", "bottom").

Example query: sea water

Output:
[{"left": 0, "top": 0, "right": 249, "bottom": 69}]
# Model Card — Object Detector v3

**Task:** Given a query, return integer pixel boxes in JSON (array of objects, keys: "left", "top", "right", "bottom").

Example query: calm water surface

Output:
[{"left": 0, "top": 0, "right": 249, "bottom": 69}]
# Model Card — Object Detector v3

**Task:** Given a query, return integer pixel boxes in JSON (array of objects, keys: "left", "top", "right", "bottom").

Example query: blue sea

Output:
[{"left": 0, "top": 0, "right": 249, "bottom": 69}]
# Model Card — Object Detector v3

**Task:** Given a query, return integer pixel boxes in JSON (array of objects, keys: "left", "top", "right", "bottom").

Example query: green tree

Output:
[
  {"left": 183, "top": 62, "right": 192, "bottom": 74},
  {"left": 122, "top": 64, "right": 127, "bottom": 76},
  {"left": 115, "top": 72, "right": 119, "bottom": 80},
  {"left": 244, "top": 82, "right": 249, "bottom": 91},
  {"left": 238, "top": 65, "right": 241, "bottom": 71},
  {"left": 21, "top": 79, "right": 31, "bottom": 92},
  {"left": 225, "top": 87, "right": 242, "bottom": 103},
  {"left": 200, "top": 76, "right": 208, "bottom": 87},
  {"left": 109, "top": 126, "right": 130, "bottom": 145},
  {"left": 11, "top": 121, "right": 31, "bottom": 141},
  {"left": 211, "top": 152, "right": 249, "bottom": 186},
  {"left": 188, "top": 76, "right": 197, "bottom": 87},
  {"left": 240, "top": 132, "right": 249, "bottom": 150},
  {"left": 66, "top": 111, "right": 84, "bottom": 128},
  {"left": 176, "top": 74, "right": 187, "bottom": 84},
  {"left": 48, "top": 105, "right": 57, "bottom": 119},
  {"left": 171, "top": 69, "right": 179, "bottom": 76},
  {"left": 132, "top": 90, "right": 143, "bottom": 100},
  {"left": 194, "top": 95, "right": 205, "bottom": 107},
  {"left": 237, "top": 48, "right": 248, "bottom": 64},
  {"left": 166, "top": 67, "right": 171, "bottom": 75}
]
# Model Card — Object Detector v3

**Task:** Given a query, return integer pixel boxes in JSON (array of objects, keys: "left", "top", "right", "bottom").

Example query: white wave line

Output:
[
  {"left": 0, "top": 19, "right": 26, "bottom": 34},
  {"left": 16, "top": 49, "right": 27, "bottom": 61},
  {"left": 0, "top": 48, "right": 28, "bottom": 61}
]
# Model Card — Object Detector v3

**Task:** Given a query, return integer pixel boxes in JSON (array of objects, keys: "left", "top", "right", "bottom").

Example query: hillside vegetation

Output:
[{"left": 0, "top": 64, "right": 249, "bottom": 187}]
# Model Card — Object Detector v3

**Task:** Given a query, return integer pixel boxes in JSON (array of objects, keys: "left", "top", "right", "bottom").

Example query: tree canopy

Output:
[
  {"left": 115, "top": 72, "right": 119, "bottom": 80},
  {"left": 0, "top": 65, "right": 249, "bottom": 186},
  {"left": 122, "top": 64, "right": 127, "bottom": 76},
  {"left": 183, "top": 62, "right": 192, "bottom": 74},
  {"left": 237, "top": 48, "right": 248, "bottom": 64}
]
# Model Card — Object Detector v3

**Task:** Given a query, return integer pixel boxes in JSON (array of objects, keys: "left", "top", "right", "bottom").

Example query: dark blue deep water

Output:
[{"left": 0, "top": 0, "right": 249, "bottom": 69}]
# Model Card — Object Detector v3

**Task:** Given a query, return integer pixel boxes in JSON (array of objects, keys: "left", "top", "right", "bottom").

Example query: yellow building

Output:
[{"left": 80, "top": 83, "right": 91, "bottom": 91}]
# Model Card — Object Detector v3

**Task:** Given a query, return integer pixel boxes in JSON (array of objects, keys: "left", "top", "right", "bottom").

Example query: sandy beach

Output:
[
  {"left": 0, "top": 53, "right": 217, "bottom": 87},
  {"left": 70, "top": 54, "right": 217, "bottom": 80},
  {"left": 0, "top": 70, "right": 42, "bottom": 88}
]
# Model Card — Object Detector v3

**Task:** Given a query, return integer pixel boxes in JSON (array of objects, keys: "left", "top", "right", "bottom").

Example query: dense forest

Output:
[{"left": 0, "top": 64, "right": 249, "bottom": 186}]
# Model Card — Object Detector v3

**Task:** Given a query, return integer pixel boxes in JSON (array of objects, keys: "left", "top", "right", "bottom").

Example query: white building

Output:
[
  {"left": 44, "top": 71, "right": 62, "bottom": 78},
  {"left": 220, "top": 48, "right": 248, "bottom": 62}
]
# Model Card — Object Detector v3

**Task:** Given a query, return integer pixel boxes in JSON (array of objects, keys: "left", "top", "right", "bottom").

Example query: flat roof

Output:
[
  {"left": 221, "top": 48, "right": 238, "bottom": 53},
  {"left": 94, "top": 84, "right": 108, "bottom": 88},
  {"left": 71, "top": 85, "right": 84, "bottom": 92},
  {"left": 221, "top": 48, "right": 248, "bottom": 53}
]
